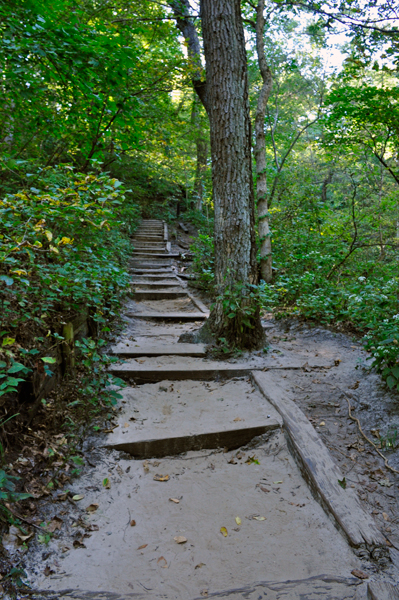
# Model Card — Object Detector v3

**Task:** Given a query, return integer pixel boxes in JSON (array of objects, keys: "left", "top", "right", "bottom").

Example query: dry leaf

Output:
[
  {"left": 233, "top": 417, "right": 242, "bottom": 422},
  {"left": 382, "top": 512, "right": 390, "bottom": 521},
  {"left": 16, "top": 531, "right": 34, "bottom": 543},
  {"left": 319, "top": 421, "right": 325, "bottom": 426},
  {"left": 253, "top": 516, "right": 266, "bottom": 521},
  {"left": 235, "top": 516, "right": 241, "bottom": 526},
  {"left": 47, "top": 517, "right": 63, "bottom": 532},
  {"left": 220, "top": 527, "right": 228, "bottom": 537},
  {"left": 153, "top": 474, "right": 169, "bottom": 482},
  {"left": 195, "top": 563, "right": 205, "bottom": 569},
  {"left": 72, "top": 494, "right": 84, "bottom": 501},
  {"left": 157, "top": 556, "right": 167, "bottom": 568},
  {"left": 169, "top": 498, "right": 180, "bottom": 504},
  {"left": 130, "top": 520, "right": 136, "bottom": 527},
  {"left": 351, "top": 569, "right": 369, "bottom": 580},
  {"left": 86, "top": 503, "right": 99, "bottom": 513},
  {"left": 138, "top": 544, "right": 147, "bottom": 550},
  {"left": 174, "top": 536, "right": 187, "bottom": 544}
]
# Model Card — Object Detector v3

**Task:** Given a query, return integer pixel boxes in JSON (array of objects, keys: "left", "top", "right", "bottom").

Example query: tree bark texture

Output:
[
  {"left": 201, "top": 0, "right": 265, "bottom": 348},
  {"left": 255, "top": 0, "right": 273, "bottom": 283}
]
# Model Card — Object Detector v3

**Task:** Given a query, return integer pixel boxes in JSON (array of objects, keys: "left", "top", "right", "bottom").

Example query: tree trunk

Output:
[
  {"left": 201, "top": 0, "right": 265, "bottom": 348},
  {"left": 191, "top": 95, "right": 208, "bottom": 211},
  {"left": 254, "top": 0, "right": 273, "bottom": 283}
]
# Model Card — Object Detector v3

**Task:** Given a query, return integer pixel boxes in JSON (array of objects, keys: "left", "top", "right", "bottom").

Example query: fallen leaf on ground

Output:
[
  {"left": 103, "top": 478, "right": 111, "bottom": 489},
  {"left": 382, "top": 512, "right": 390, "bottom": 521},
  {"left": 228, "top": 458, "right": 237, "bottom": 464},
  {"left": 195, "top": 563, "right": 205, "bottom": 569},
  {"left": 47, "top": 517, "right": 63, "bottom": 532},
  {"left": 235, "top": 517, "right": 241, "bottom": 526},
  {"left": 253, "top": 516, "right": 266, "bottom": 521},
  {"left": 44, "top": 566, "right": 54, "bottom": 577},
  {"left": 124, "top": 423, "right": 129, "bottom": 428},
  {"left": 130, "top": 520, "right": 136, "bottom": 527},
  {"left": 169, "top": 498, "right": 180, "bottom": 504},
  {"left": 273, "top": 480, "right": 283, "bottom": 484},
  {"left": 154, "top": 474, "right": 169, "bottom": 482},
  {"left": 143, "top": 461, "right": 150, "bottom": 473},
  {"left": 138, "top": 544, "right": 147, "bottom": 550},
  {"left": 174, "top": 536, "right": 187, "bottom": 544},
  {"left": 86, "top": 503, "right": 99, "bottom": 513},
  {"left": 351, "top": 569, "right": 368, "bottom": 579},
  {"left": 72, "top": 494, "right": 84, "bottom": 501},
  {"left": 220, "top": 527, "right": 228, "bottom": 537},
  {"left": 73, "top": 539, "right": 86, "bottom": 549},
  {"left": 233, "top": 417, "right": 242, "bottom": 422},
  {"left": 17, "top": 531, "right": 34, "bottom": 542},
  {"left": 157, "top": 556, "right": 167, "bottom": 568},
  {"left": 319, "top": 421, "right": 325, "bottom": 426}
]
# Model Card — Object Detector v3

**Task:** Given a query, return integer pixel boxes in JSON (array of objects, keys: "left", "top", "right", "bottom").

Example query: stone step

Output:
[
  {"left": 131, "top": 274, "right": 177, "bottom": 280},
  {"left": 110, "top": 361, "right": 253, "bottom": 383},
  {"left": 126, "top": 311, "right": 208, "bottom": 322},
  {"left": 105, "top": 377, "right": 282, "bottom": 457},
  {"left": 130, "top": 262, "right": 173, "bottom": 269},
  {"left": 132, "top": 283, "right": 184, "bottom": 290},
  {"left": 130, "top": 268, "right": 175, "bottom": 275},
  {"left": 132, "top": 252, "right": 179, "bottom": 259},
  {"left": 111, "top": 342, "right": 207, "bottom": 357},
  {"left": 133, "top": 290, "right": 187, "bottom": 300},
  {"left": 133, "top": 248, "right": 168, "bottom": 254}
]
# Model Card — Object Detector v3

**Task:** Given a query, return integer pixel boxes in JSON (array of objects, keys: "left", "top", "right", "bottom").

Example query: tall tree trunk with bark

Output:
[
  {"left": 254, "top": 0, "right": 273, "bottom": 283},
  {"left": 201, "top": 0, "right": 265, "bottom": 348},
  {"left": 170, "top": 0, "right": 265, "bottom": 349}
]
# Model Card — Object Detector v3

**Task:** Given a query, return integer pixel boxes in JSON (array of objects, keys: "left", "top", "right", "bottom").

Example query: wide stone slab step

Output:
[
  {"left": 130, "top": 262, "right": 173, "bottom": 269},
  {"left": 131, "top": 282, "right": 183, "bottom": 289},
  {"left": 111, "top": 342, "right": 207, "bottom": 357},
  {"left": 132, "top": 252, "right": 179, "bottom": 259},
  {"left": 132, "top": 290, "right": 187, "bottom": 300},
  {"left": 105, "top": 378, "right": 282, "bottom": 457},
  {"left": 110, "top": 361, "right": 253, "bottom": 382},
  {"left": 126, "top": 311, "right": 208, "bottom": 322}
]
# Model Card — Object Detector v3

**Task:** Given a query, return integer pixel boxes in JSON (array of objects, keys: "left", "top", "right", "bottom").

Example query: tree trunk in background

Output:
[
  {"left": 255, "top": 0, "right": 273, "bottom": 283},
  {"left": 191, "top": 95, "right": 208, "bottom": 211},
  {"left": 201, "top": 0, "right": 265, "bottom": 348}
]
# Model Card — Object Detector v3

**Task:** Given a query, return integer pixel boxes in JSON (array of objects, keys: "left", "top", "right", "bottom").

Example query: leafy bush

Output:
[
  {"left": 190, "top": 234, "right": 215, "bottom": 290},
  {"left": 363, "top": 317, "right": 399, "bottom": 391},
  {"left": 0, "top": 164, "right": 140, "bottom": 408}
]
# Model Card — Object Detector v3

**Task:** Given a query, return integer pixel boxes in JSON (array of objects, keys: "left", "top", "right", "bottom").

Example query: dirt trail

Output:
[{"left": 23, "top": 221, "right": 399, "bottom": 600}]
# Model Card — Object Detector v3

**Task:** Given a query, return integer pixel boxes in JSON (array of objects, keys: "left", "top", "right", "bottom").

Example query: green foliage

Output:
[
  {"left": 363, "top": 317, "right": 399, "bottom": 391},
  {"left": 74, "top": 338, "right": 126, "bottom": 412},
  {"left": 0, "top": 164, "right": 139, "bottom": 410},
  {"left": 190, "top": 234, "right": 215, "bottom": 290}
]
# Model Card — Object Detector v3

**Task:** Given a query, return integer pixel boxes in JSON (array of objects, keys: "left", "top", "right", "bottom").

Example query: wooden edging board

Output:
[{"left": 252, "top": 371, "right": 389, "bottom": 557}]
